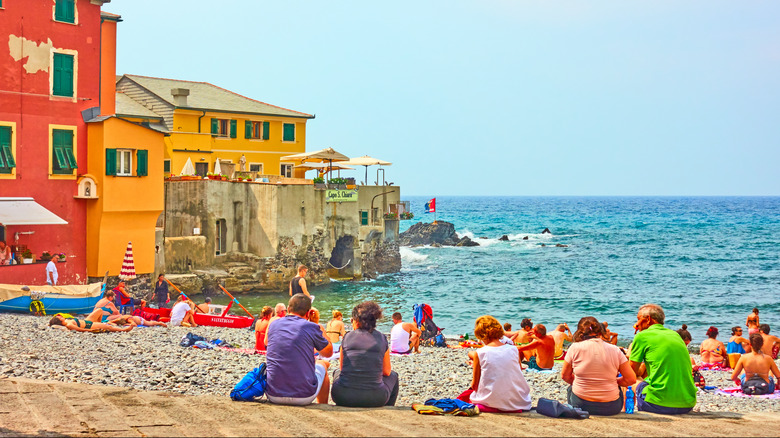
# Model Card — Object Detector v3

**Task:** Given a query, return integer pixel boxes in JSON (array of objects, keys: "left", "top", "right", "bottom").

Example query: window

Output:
[
  {"left": 245, "top": 121, "right": 270, "bottom": 140},
  {"left": 163, "top": 159, "right": 171, "bottom": 173},
  {"left": 116, "top": 149, "right": 132, "bottom": 176},
  {"left": 52, "top": 53, "right": 74, "bottom": 97},
  {"left": 105, "top": 149, "right": 147, "bottom": 176},
  {"left": 211, "top": 118, "right": 236, "bottom": 138},
  {"left": 52, "top": 129, "right": 76, "bottom": 175},
  {"left": 249, "top": 163, "right": 263, "bottom": 173},
  {"left": 360, "top": 211, "right": 369, "bottom": 226},
  {"left": 283, "top": 123, "right": 295, "bottom": 142},
  {"left": 0, "top": 126, "right": 15, "bottom": 174},
  {"left": 215, "top": 219, "right": 227, "bottom": 255},
  {"left": 54, "top": 0, "right": 75, "bottom": 23},
  {"left": 280, "top": 163, "right": 293, "bottom": 178}
]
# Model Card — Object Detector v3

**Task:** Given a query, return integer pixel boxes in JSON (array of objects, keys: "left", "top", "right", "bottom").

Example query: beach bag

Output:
[
  {"left": 692, "top": 369, "right": 706, "bottom": 388},
  {"left": 434, "top": 332, "right": 447, "bottom": 347},
  {"left": 180, "top": 332, "right": 207, "bottom": 347},
  {"left": 742, "top": 377, "right": 770, "bottom": 395},
  {"left": 230, "top": 364, "right": 267, "bottom": 401},
  {"left": 536, "top": 398, "right": 589, "bottom": 419}
]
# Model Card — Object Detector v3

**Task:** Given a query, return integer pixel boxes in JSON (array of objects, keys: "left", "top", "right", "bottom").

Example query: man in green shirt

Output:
[{"left": 629, "top": 304, "right": 697, "bottom": 414}]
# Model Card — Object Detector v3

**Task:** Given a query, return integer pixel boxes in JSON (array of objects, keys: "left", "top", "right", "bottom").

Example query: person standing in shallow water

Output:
[
  {"left": 747, "top": 308, "right": 760, "bottom": 335},
  {"left": 289, "top": 265, "right": 314, "bottom": 302}
]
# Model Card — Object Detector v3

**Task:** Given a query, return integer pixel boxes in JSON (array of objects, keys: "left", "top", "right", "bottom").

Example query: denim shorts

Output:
[{"left": 267, "top": 363, "right": 327, "bottom": 406}]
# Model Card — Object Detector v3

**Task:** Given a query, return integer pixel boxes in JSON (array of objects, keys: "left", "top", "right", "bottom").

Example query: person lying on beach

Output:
[
  {"left": 731, "top": 334, "right": 780, "bottom": 395},
  {"left": 331, "top": 301, "right": 399, "bottom": 407},
  {"left": 49, "top": 313, "right": 132, "bottom": 332},
  {"left": 196, "top": 297, "right": 211, "bottom": 314},
  {"left": 700, "top": 326, "right": 729, "bottom": 366},
  {"left": 170, "top": 296, "right": 198, "bottom": 327},
  {"left": 550, "top": 324, "right": 572, "bottom": 359},
  {"left": 727, "top": 326, "right": 751, "bottom": 354},
  {"left": 265, "top": 293, "right": 332, "bottom": 406},
  {"left": 390, "top": 312, "right": 421, "bottom": 354},
  {"left": 324, "top": 310, "right": 346, "bottom": 344},
  {"left": 758, "top": 324, "right": 780, "bottom": 358},
  {"left": 456, "top": 315, "right": 532, "bottom": 413},
  {"left": 255, "top": 306, "right": 273, "bottom": 351},
  {"left": 675, "top": 325, "right": 696, "bottom": 366},
  {"left": 517, "top": 324, "right": 556, "bottom": 369},
  {"left": 561, "top": 316, "right": 636, "bottom": 416},
  {"left": 629, "top": 304, "right": 697, "bottom": 415},
  {"left": 602, "top": 322, "right": 618, "bottom": 345},
  {"left": 747, "top": 308, "right": 760, "bottom": 335}
]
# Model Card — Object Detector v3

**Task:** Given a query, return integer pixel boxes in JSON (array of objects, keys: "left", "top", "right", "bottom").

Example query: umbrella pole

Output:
[{"left": 364, "top": 166, "right": 368, "bottom": 185}]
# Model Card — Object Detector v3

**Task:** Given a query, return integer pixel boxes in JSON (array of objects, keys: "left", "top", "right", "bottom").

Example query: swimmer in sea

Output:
[{"left": 747, "top": 308, "right": 760, "bottom": 335}]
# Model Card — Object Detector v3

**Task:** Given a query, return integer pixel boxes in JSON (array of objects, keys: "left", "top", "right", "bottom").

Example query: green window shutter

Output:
[
  {"left": 55, "top": 0, "right": 75, "bottom": 23},
  {"left": 163, "top": 160, "right": 171, "bottom": 172},
  {"left": 64, "top": 148, "right": 77, "bottom": 169},
  {"left": 283, "top": 123, "right": 295, "bottom": 141},
  {"left": 3, "top": 147, "right": 15, "bottom": 168},
  {"left": 0, "top": 127, "right": 12, "bottom": 172},
  {"left": 136, "top": 149, "right": 148, "bottom": 176},
  {"left": 52, "top": 129, "right": 74, "bottom": 174},
  {"left": 230, "top": 120, "right": 237, "bottom": 138},
  {"left": 53, "top": 53, "right": 74, "bottom": 97},
  {"left": 211, "top": 118, "right": 218, "bottom": 134},
  {"left": 105, "top": 148, "right": 117, "bottom": 176},
  {"left": 361, "top": 211, "right": 368, "bottom": 226},
  {"left": 262, "top": 121, "right": 270, "bottom": 140},
  {"left": 245, "top": 121, "right": 252, "bottom": 139}
]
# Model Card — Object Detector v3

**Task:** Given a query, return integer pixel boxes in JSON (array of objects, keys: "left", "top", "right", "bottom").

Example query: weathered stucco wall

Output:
[{"left": 162, "top": 181, "right": 401, "bottom": 292}]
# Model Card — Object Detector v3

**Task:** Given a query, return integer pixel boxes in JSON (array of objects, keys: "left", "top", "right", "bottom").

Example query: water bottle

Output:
[{"left": 625, "top": 387, "right": 635, "bottom": 414}]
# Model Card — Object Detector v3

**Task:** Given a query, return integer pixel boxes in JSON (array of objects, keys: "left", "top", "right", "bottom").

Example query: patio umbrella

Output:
[
  {"left": 213, "top": 158, "right": 222, "bottom": 176},
  {"left": 340, "top": 155, "right": 392, "bottom": 185},
  {"left": 296, "top": 162, "right": 355, "bottom": 179},
  {"left": 119, "top": 241, "right": 136, "bottom": 281},
  {"left": 280, "top": 147, "right": 350, "bottom": 175},
  {"left": 180, "top": 157, "right": 196, "bottom": 176}
]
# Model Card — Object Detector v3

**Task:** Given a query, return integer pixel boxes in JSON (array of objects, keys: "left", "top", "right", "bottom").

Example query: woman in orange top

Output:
[{"left": 254, "top": 306, "right": 273, "bottom": 351}]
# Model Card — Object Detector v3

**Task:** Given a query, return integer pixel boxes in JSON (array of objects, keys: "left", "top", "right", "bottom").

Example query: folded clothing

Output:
[{"left": 411, "top": 398, "right": 479, "bottom": 416}]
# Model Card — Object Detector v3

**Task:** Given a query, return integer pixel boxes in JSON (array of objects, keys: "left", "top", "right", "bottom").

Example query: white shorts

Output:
[{"left": 267, "top": 363, "right": 327, "bottom": 406}]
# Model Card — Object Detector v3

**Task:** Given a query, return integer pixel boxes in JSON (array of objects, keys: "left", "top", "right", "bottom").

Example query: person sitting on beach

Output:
[
  {"left": 550, "top": 323, "right": 573, "bottom": 359},
  {"left": 269, "top": 303, "right": 286, "bottom": 326},
  {"left": 196, "top": 297, "right": 211, "bottom": 314},
  {"left": 502, "top": 322, "right": 521, "bottom": 343},
  {"left": 747, "top": 308, "right": 760, "bottom": 335},
  {"left": 254, "top": 306, "right": 273, "bottom": 351},
  {"left": 676, "top": 325, "right": 696, "bottom": 366},
  {"left": 758, "top": 324, "right": 780, "bottom": 358},
  {"left": 516, "top": 318, "right": 535, "bottom": 360},
  {"left": 700, "top": 326, "right": 729, "bottom": 366},
  {"left": 170, "top": 296, "right": 198, "bottom": 327},
  {"left": 331, "top": 301, "right": 399, "bottom": 407},
  {"left": 629, "top": 304, "right": 697, "bottom": 415},
  {"left": 731, "top": 334, "right": 780, "bottom": 395},
  {"left": 516, "top": 324, "right": 556, "bottom": 369},
  {"left": 602, "top": 322, "right": 618, "bottom": 345},
  {"left": 727, "top": 326, "right": 751, "bottom": 355},
  {"left": 49, "top": 313, "right": 132, "bottom": 332},
  {"left": 561, "top": 316, "right": 637, "bottom": 416},
  {"left": 457, "top": 315, "right": 532, "bottom": 413},
  {"left": 390, "top": 312, "right": 421, "bottom": 354},
  {"left": 324, "top": 310, "right": 346, "bottom": 344},
  {"left": 94, "top": 290, "right": 124, "bottom": 323},
  {"left": 265, "top": 293, "right": 332, "bottom": 405},
  {"left": 113, "top": 282, "right": 142, "bottom": 313}
]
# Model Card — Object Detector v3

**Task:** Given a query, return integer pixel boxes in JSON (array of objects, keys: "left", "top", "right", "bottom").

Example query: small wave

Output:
[
  {"left": 400, "top": 247, "right": 429, "bottom": 265},
  {"left": 507, "top": 232, "right": 555, "bottom": 241}
]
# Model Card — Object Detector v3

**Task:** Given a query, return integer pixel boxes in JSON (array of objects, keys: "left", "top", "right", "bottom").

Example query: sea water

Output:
[{"left": 204, "top": 196, "right": 780, "bottom": 344}]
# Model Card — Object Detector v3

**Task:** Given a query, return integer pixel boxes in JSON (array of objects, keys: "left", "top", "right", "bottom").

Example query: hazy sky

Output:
[{"left": 114, "top": 1, "right": 780, "bottom": 196}]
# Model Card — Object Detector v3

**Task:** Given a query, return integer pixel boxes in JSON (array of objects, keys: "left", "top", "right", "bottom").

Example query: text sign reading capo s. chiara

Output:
[{"left": 326, "top": 189, "right": 358, "bottom": 202}]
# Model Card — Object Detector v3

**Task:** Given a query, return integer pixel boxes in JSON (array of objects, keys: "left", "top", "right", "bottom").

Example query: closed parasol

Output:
[
  {"left": 119, "top": 242, "right": 136, "bottom": 281},
  {"left": 180, "top": 157, "right": 196, "bottom": 176},
  {"left": 213, "top": 158, "right": 222, "bottom": 176}
]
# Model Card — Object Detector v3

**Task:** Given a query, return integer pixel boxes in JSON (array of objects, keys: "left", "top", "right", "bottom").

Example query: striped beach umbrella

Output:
[{"left": 119, "top": 242, "right": 136, "bottom": 280}]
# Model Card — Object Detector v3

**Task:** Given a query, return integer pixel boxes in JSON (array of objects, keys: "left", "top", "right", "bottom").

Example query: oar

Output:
[
  {"left": 164, "top": 278, "right": 203, "bottom": 313},
  {"left": 218, "top": 284, "right": 254, "bottom": 319}
]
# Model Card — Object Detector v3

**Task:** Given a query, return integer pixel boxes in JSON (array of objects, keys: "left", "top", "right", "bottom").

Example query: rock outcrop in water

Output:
[
  {"left": 398, "top": 221, "right": 479, "bottom": 247},
  {"left": 362, "top": 230, "right": 402, "bottom": 278}
]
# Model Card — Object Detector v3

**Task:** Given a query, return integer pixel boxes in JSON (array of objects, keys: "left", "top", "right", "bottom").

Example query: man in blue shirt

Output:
[{"left": 266, "top": 293, "right": 333, "bottom": 405}]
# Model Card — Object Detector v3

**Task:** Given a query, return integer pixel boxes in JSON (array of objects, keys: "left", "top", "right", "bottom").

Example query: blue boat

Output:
[{"left": 0, "top": 283, "right": 104, "bottom": 315}]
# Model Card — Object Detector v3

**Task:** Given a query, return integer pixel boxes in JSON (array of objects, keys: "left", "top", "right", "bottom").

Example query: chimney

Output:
[
  {"left": 99, "top": 13, "right": 121, "bottom": 116},
  {"left": 171, "top": 88, "right": 190, "bottom": 107}
]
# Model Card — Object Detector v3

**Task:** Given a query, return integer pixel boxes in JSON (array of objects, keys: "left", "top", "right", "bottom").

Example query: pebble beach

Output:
[{"left": 2, "top": 314, "right": 778, "bottom": 413}]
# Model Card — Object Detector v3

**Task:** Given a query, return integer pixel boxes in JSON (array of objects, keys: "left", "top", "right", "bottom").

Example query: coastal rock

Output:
[
  {"left": 398, "top": 221, "right": 459, "bottom": 246},
  {"left": 499, "top": 235, "right": 509, "bottom": 241},
  {"left": 362, "top": 231, "right": 402, "bottom": 277},
  {"left": 455, "top": 236, "right": 479, "bottom": 247},
  {"left": 523, "top": 236, "right": 529, "bottom": 240},
  {"left": 542, "top": 228, "right": 551, "bottom": 234}
]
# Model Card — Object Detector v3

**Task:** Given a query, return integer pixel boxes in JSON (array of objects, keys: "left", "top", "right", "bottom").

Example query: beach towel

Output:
[
  {"left": 412, "top": 398, "right": 479, "bottom": 416},
  {"left": 712, "top": 386, "right": 780, "bottom": 399},
  {"left": 696, "top": 363, "right": 731, "bottom": 371}
]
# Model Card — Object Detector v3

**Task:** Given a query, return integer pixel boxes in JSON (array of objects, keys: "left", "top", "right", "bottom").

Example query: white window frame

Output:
[
  {"left": 117, "top": 149, "right": 132, "bottom": 176},
  {"left": 280, "top": 163, "right": 293, "bottom": 178},
  {"left": 249, "top": 163, "right": 263, "bottom": 173}
]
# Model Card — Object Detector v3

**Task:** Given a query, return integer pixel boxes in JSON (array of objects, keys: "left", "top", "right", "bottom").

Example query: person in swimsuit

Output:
[
  {"left": 49, "top": 313, "right": 132, "bottom": 332},
  {"left": 758, "top": 324, "right": 780, "bottom": 358},
  {"left": 699, "top": 326, "right": 728, "bottom": 366},
  {"left": 254, "top": 306, "right": 274, "bottom": 351},
  {"left": 727, "top": 326, "right": 751, "bottom": 354},
  {"left": 325, "top": 310, "right": 346, "bottom": 344},
  {"left": 747, "top": 308, "right": 760, "bottom": 335},
  {"left": 731, "top": 334, "right": 780, "bottom": 394},
  {"left": 94, "top": 290, "right": 123, "bottom": 323},
  {"left": 517, "top": 324, "right": 556, "bottom": 370}
]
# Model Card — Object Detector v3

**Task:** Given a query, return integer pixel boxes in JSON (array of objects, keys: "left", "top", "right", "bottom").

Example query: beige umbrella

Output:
[
  {"left": 213, "top": 158, "right": 222, "bottom": 176},
  {"left": 296, "top": 162, "right": 355, "bottom": 179},
  {"left": 281, "top": 147, "right": 350, "bottom": 175},
  {"left": 180, "top": 157, "right": 196, "bottom": 176},
  {"left": 339, "top": 155, "right": 392, "bottom": 185}
]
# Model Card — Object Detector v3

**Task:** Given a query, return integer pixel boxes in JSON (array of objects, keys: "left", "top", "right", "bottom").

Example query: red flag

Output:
[{"left": 424, "top": 198, "right": 436, "bottom": 213}]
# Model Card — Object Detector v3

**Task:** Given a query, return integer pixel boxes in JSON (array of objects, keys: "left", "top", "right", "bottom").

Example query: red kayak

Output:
[{"left": 140, "top": 306, "right": 254, "bottom": 329}]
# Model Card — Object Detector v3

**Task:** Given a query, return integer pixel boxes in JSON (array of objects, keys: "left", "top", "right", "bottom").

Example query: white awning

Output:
[{"left": 0, "top": 198, "right": 68, "bottom": 226}]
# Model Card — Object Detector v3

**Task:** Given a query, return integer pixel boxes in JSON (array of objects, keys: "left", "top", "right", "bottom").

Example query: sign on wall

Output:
[{"left": 326, "top": 189, "right": 358, "bottom": 203}]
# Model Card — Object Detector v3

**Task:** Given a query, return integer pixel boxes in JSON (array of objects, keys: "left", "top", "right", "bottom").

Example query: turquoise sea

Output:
[{"left": 205, "top": 197, "right": 780, "bottom": 345}]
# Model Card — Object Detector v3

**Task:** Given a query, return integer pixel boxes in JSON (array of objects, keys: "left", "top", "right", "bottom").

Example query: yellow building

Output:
[{"left": 115, "top": 74, "right": 314, "bottom": 179}]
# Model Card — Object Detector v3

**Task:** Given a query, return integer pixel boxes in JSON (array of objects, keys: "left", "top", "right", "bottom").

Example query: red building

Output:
[{"left": 0, "top": 0, "right": 112, "bottom": 284}]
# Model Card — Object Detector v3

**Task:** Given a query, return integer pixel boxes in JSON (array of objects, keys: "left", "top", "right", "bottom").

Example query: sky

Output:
[{"left": 113, "top": 1, "right": 780, "bottom": 196}]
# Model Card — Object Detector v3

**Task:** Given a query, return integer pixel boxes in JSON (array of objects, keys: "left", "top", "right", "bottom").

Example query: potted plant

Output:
[
  {"left": 57, "top": 252, "right": 66, "bottom": 262},
  {"left": 312, "top": 177, "right": 326, "bottom": 189},
  {"left": 328, "top": 177, "right": 347, "bottom": 189},
  {"left": 383, "top": 212, "right": 398, "bottom": 220},
  {"left": 21, "top": 249, "right": 33, "bottom": 264},
  {"left": 400, "top": 212, "right": 414, "bottom": 220},
  {"left": 40, "top": 251, "right": 53, "bottom": 261}
]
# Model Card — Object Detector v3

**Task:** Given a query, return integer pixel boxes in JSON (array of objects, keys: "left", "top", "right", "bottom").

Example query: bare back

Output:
[
  {"left": 747, "top": 313, "right": 759, "bottom": 329},
  {"left": 736, "top": 352, "right": 780, "bottom": 382},
  {"left": 700, "top": 338, "right": 726, "bottom": 364}
]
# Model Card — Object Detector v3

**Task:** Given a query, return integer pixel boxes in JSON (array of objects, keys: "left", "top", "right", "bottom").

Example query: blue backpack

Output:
[{"left": 230, "top": 363, "right": 267, "bottom": 401}]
